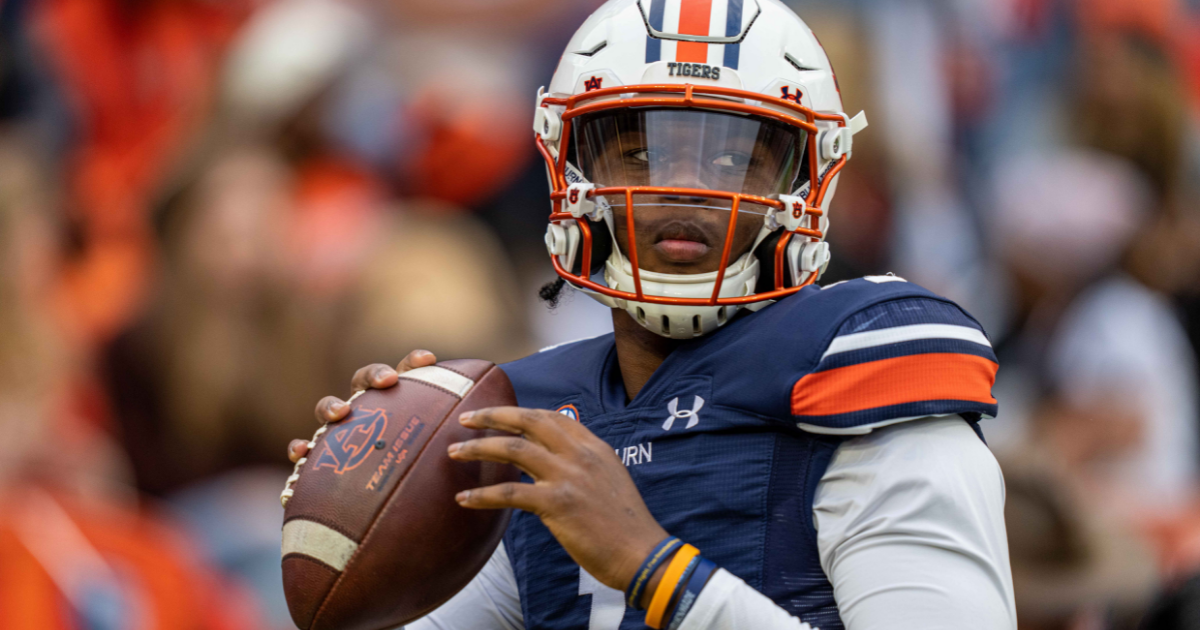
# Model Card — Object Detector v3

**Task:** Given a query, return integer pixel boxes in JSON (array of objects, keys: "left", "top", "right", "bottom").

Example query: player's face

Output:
[{"left": 577, "top": 109, "right": 805, "bottom": 274}]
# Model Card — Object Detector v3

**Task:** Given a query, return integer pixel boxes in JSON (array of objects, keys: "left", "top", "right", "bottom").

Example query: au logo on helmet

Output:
[
  {"left": 584, "top": 76, "right": 604, "bottom": 92},
  {"left": 314, "top": 408, "right": 389, "bottom": 474}
]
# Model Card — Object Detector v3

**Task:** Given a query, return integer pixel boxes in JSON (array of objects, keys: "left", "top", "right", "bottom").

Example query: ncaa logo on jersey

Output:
[
  {"left": 556, "top": 404, "right": 580, "bottom": 422},
  {"left": 313, "top": 407, "right": 388, "bottom": 474},
  {"left": 662, "top": 396, "right": 704, "bottom": 430}
]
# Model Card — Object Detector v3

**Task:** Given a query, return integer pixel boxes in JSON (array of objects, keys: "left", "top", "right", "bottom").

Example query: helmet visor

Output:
[{"left": 574, "top": 108, "right": 807, "bottom": 216}]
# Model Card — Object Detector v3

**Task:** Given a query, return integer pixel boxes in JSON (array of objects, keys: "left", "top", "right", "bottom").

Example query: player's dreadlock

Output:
[{"left": 539, "top": 277, "right": 567, "bottom": 309}]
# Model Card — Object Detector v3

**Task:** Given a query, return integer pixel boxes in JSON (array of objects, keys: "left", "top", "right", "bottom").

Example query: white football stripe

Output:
[
  {"left": 707, "top": 0, "right": 725, "bottom": 65},
  {"left": 663, "top": 0, "right": 681, "bottom": 39},
  {"left": 398, "top": 366, "right": 475, "bottom": 398},
  {"left": 282, "top": 520, "right": 358, "bottom": 571},
  {"left": 821, "top": 324, "right": 991, "bottom": 360}
]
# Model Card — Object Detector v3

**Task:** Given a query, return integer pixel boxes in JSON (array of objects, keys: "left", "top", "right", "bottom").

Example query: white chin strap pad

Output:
[{"left": 600, "top": 251, "right": 761, "bottom": 339}]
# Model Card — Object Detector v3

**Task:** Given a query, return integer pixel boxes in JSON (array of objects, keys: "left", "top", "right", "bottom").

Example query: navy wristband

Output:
[
  {"left": 626, "top": 537, "right": 682, "bottom": 609},
  {"left": 662, "top": 555, "right": 701, "bottom": 623},
  {"left": 665, "top": 557, "right": 717, "bottom": 630}
]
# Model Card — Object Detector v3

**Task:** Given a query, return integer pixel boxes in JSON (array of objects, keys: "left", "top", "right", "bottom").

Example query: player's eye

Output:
[
  {"left": 625, "top": 148, "right": 654, "bottom": 164},
  {"left": 710, "top": 151, "right": 752, "bottom": 171}
]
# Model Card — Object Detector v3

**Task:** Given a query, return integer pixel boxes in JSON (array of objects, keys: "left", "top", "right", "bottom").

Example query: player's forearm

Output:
[
  {"left": 678, "top": 557, "right": 1013, "bottom": 630},
  {"left": 677, "top": 569, "right": 816, "bottom": 630}
]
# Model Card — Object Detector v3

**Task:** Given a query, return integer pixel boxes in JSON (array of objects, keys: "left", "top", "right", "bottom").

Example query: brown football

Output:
[{"left": 280, "top": 359, "right": 519, "bottom": 630}]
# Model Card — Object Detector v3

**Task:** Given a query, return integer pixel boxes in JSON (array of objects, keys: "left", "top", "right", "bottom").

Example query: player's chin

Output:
[{"left": 640, "top": 255, "right": 724, "bottom": 275}]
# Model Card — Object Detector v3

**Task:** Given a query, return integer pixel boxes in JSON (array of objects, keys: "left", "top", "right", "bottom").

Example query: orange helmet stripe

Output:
[{"left": 676, "top": 0, "right": 714, "bottom": 63}]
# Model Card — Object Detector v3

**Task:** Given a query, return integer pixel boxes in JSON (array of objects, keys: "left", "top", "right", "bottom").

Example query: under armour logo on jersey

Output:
[{"left": 662, "top": 396, "right": 704, "bottom": 430}]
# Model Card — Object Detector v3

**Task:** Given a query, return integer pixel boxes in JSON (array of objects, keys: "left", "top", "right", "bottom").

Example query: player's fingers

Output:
[
  {"left": 448, "top": 436, "right": 560, "bottom": 480},
  {"left": 288, "top": 439, "right": 310, "bottom": 463},
  {"left": 459, "top": 407, "right": 570, "bottom": 452},
  {"left": 455, "top": 482, "right": 541, "bottom": 512},
  {"left": 351, "top": 363, "right": 398, "bottom": 392},
  {"left": 314, "top": 396, "right": 350, "bottom": 424},
  {"left": 396, "top": 349, "right": 437, "bottom": 374}
]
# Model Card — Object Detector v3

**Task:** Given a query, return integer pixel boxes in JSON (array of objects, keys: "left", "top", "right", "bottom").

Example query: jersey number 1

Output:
[{"left": 579, "top": 567, "right": 625, "bottom": 629}]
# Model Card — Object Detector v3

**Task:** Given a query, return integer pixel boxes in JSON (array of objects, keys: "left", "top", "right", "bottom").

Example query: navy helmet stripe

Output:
[
  {"left": 645, "top": 0, "right": 667, "bottom": 63},
  {"left": 723, "top": 0, "right": 743, "bottom": 69}
]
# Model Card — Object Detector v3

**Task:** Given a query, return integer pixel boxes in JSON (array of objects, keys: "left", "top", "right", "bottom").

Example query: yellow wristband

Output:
[{"left": 645, "top": 543, "right": 699, "bottom": 629}]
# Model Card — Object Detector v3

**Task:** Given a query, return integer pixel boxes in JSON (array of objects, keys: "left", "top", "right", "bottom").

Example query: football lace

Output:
[{"left": 280, "top": 390, "right": 366, "bottom": 507}]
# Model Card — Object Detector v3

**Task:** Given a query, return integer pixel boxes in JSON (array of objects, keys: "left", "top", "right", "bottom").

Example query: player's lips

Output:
[
  {"left": 652, "top": 223, "right": 712, "bottom": 262},
  {"left": 655, "top": 239, "right": 710, "bottom": 261}
]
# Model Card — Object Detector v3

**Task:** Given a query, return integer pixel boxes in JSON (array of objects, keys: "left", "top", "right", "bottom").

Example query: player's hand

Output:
[
  {"left": 448, "top": 407, "right": 670, "bottom": 600},
  {"left": 286, "top": 350, "right": 438, "bottom": 463}
]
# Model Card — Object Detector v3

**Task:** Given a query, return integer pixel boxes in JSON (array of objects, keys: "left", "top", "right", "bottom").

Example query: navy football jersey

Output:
[{"left": 498, "top": 277, "right": 998, "bottom": 630}]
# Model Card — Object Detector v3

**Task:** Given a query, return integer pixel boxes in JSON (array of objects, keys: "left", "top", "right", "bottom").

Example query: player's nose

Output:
[{"left": 656, "top": 157, "right": 710, "bottom": 204}]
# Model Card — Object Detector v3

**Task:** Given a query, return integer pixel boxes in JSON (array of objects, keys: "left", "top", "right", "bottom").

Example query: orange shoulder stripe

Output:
[{"left": 791, "top": 353, "right": 998, "bottom": 417}]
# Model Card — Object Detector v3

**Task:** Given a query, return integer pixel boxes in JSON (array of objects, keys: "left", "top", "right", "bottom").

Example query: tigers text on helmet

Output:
[{"left": 537, "top": 0, "right": 867, "bottom": 339}]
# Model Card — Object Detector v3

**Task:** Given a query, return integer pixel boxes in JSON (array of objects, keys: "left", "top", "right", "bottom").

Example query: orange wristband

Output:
[{"left": 644, "top": 543, "right": 699, "bottom": 629}]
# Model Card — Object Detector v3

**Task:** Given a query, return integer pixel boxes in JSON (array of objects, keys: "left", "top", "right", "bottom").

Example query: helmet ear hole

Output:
[{"left": 752, "top": 230, "right": 787, "bottom": 293}]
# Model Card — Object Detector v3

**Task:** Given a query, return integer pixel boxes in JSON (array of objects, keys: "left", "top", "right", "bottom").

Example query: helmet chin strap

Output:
[{"left": 597, "top": 203, "right": 773, "bottom": 338}]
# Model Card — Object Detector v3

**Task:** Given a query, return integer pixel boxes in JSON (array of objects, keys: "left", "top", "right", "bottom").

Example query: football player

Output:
[{"left": 288, "top": 0, "right": 1015, "bottom": 628}]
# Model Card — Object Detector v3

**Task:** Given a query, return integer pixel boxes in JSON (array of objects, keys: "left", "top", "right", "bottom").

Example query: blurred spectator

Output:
[
  {"left": 2, "top": 488, "right": 261, "bottom": 630},
  {"left": 105, "top": 147, "right": 529, "bottom": 495},
  {"left": 1141, "top": 571, "right": 1200, "bottom": 630},
  {"left": 78, "top": 2, "right": 538, "bottom": 623},
  {"left": 988, "top": 148, "right": 1199, "bottom": 516},
  {"left": 105, "top": 0, "right": 531, "bottom": 497},
  {"left": 1071, "top": 31, "right": 1188, "bottom": 200},
  {"left": 31, "top": 0, "right": 250, "bottom": 345},
  {"left": 1003, "top": 453, "right": 1158, "bottom": 630},
  {"left": 0, "top": 132, "right": 129, "bottom": 501},
  {"left": 169, "top": 469, "right": 296, "bottom": 629},
  {"left": 0, "top": 133, "right": 262, "bottom": 630}
]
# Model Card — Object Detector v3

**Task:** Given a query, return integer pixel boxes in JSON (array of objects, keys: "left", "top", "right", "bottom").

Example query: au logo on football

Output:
[{"left": 314, "top": 407, "right": 389, "bottom": 474}]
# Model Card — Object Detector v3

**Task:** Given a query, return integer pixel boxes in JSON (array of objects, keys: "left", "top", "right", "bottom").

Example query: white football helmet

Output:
[{"left": 537, "top": 0, "right": 866, "bottom": 339}]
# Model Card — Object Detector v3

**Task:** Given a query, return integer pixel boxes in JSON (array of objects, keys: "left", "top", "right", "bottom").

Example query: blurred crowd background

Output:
[{"left": 2, "top": 0, "right": 1200, "bottom": 627}]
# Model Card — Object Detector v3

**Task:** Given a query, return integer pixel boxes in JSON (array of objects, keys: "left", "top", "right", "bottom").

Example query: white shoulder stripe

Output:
[{"left": 822, "top": 324, "right": 991, "bottom": 360}]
